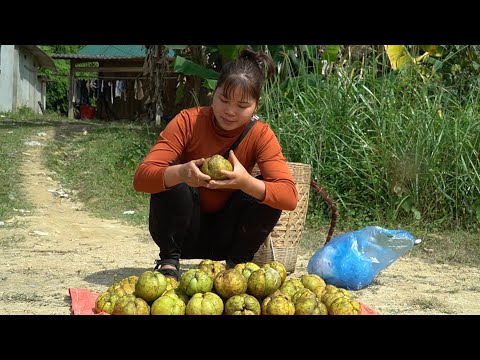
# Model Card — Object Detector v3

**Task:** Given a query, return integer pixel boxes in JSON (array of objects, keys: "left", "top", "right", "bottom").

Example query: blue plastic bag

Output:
[{"left": 307, "top": 226, "right": 416, "bottom": 290}]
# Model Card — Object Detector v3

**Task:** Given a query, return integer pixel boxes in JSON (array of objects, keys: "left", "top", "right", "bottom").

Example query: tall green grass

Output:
[{"left": 260, "top": 49, "right": 480, "bottom": 231}]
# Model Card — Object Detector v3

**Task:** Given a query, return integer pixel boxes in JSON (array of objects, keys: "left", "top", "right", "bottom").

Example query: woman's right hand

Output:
[{"left": 181, "top": 159, "right": 211, "bottom": 187}]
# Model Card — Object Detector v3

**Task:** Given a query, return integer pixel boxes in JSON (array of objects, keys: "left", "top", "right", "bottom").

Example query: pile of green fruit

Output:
[{"left": 95, "top": 259, "right": 362, "bottom": 315}]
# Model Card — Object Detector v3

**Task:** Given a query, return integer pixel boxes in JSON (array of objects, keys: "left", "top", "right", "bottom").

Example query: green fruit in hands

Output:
[{"left": 200, "top": 154, "right": 233, "bottom": 180}]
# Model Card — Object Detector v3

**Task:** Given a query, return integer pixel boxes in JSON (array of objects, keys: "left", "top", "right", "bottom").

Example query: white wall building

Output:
[{"left": 0, "top": 45, "right": 55, "bottom": 114}]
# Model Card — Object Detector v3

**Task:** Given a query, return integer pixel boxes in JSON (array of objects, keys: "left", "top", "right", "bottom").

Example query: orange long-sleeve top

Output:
[{"left": 133, "top": 106, "right": 298, "bottom": 213}]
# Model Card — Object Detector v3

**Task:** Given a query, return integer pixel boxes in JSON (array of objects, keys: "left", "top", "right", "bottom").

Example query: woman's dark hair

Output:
[{"left": 215, "top": 47, "right": 276, "bottom": 103}]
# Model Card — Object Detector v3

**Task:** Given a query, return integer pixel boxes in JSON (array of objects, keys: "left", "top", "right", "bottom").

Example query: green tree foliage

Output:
[{"left": 40, "top": 45, "right": 83, "bottom": 115}]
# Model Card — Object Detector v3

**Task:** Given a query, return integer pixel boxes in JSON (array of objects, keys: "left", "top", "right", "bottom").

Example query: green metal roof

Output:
[{"left": 78, "top": 45, "right": 147, "bottom": 58}]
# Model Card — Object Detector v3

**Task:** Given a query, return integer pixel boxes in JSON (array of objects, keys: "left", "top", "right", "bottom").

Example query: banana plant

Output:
[
  {"left": 169, "top": 45, "right": 245, "bottom": 90},
  {"left": 169, "top": 45, "right": 338, "bottom": 87},
  {"left": 384, "top": 45, "right": 445, "bottom": 81}
]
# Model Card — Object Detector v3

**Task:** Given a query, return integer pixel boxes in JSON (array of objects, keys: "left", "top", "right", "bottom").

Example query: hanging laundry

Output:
[
  {"left": 116, "top": 80, "right": 127, "bottom": 100},
  {"left": 91, "top": 79, "right": 99, "bottom": 98},
  {"left": 115, "top": 80, "right": 122, "bottom": 98}
]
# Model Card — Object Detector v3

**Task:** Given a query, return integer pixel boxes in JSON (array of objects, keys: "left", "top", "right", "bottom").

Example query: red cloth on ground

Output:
[
  {"left": 360, "top": 302, "right": 378, "bottom": 315},
  {"left": 69, "top": 288, "right": 108, "bottom": 315},
  {"left": 69, "top": 287, "right": 379, "bottom": 315}
]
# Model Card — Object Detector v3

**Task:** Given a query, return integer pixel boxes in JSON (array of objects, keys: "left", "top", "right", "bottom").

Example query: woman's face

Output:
[{"left": 212, "top": 85, "right": 257, "bottom": 131}]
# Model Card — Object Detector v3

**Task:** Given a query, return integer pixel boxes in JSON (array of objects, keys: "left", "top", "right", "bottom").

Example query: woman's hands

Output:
[
  {"left": 165, "top": 151, "right": 252, "bottom": 190},
  {"left": 205, "top": 151, "right": 250, "bottom": 190},
  {"left": 177, "top": 151, "right": 265, "bottom": 201},
  {"left": 180, "top": 151, "right": 249, "bottom": 190},
  {"left": 179, "top": 151, "right": 255, "bottom": 193}
]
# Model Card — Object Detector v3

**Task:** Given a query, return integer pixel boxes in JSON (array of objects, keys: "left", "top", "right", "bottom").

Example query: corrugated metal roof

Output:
[
  {"left": 51, "top": 54, "right": 143, "bottom": 60},
  {"left": 79, "top": 45, "right": 147, "bottom": 57},
  {"left": 51, "top": 45, "right": 147, "bottom": 60},
  {"left": 50, "top": 46, "right": 177, "bottom": 61}
]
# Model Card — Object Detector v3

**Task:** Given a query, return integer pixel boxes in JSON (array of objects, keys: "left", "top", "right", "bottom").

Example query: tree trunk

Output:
[{"left": 143, "top": 45, "right": 169, "bottom": 126}]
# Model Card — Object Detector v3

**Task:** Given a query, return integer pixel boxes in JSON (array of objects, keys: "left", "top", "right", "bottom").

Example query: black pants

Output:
[{"left": 148, "top": 182, "right": 282, "bottom": 270}]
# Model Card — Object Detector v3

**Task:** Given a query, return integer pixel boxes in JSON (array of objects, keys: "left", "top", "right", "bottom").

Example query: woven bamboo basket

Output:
[{"left": 251, "top": 162, "right": 312, "bottom": 273}]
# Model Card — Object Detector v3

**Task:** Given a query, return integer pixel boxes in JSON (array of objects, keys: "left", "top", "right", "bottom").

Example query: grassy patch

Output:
[
  {"left": 0, "top": 233, "right": 26, "bottom": 249},
  {"left": 407, "top": 228, "right": 480, "bottom": 267},
  {"left": 0, "top": 116, "right": 59, "bottom": 221},
  {"left": 408, "top": 296, "right": 454, "bottom": 314},
  {"left": 43, "top": 120, "right": 160, "bottom": 226},
  {"left": 299, "top": 224, "right": 480, "bottom": 268},
  {"left": 466, "top": 285, "right": 480, "bottom": 292},
  {"left": 0, "top": 292, "right": 44, "bottom": 302}
]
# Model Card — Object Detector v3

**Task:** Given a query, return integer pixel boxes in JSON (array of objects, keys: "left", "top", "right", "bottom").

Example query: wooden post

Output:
[{"left": 68, "top": 59, "right": 75, "bottom": 120}]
